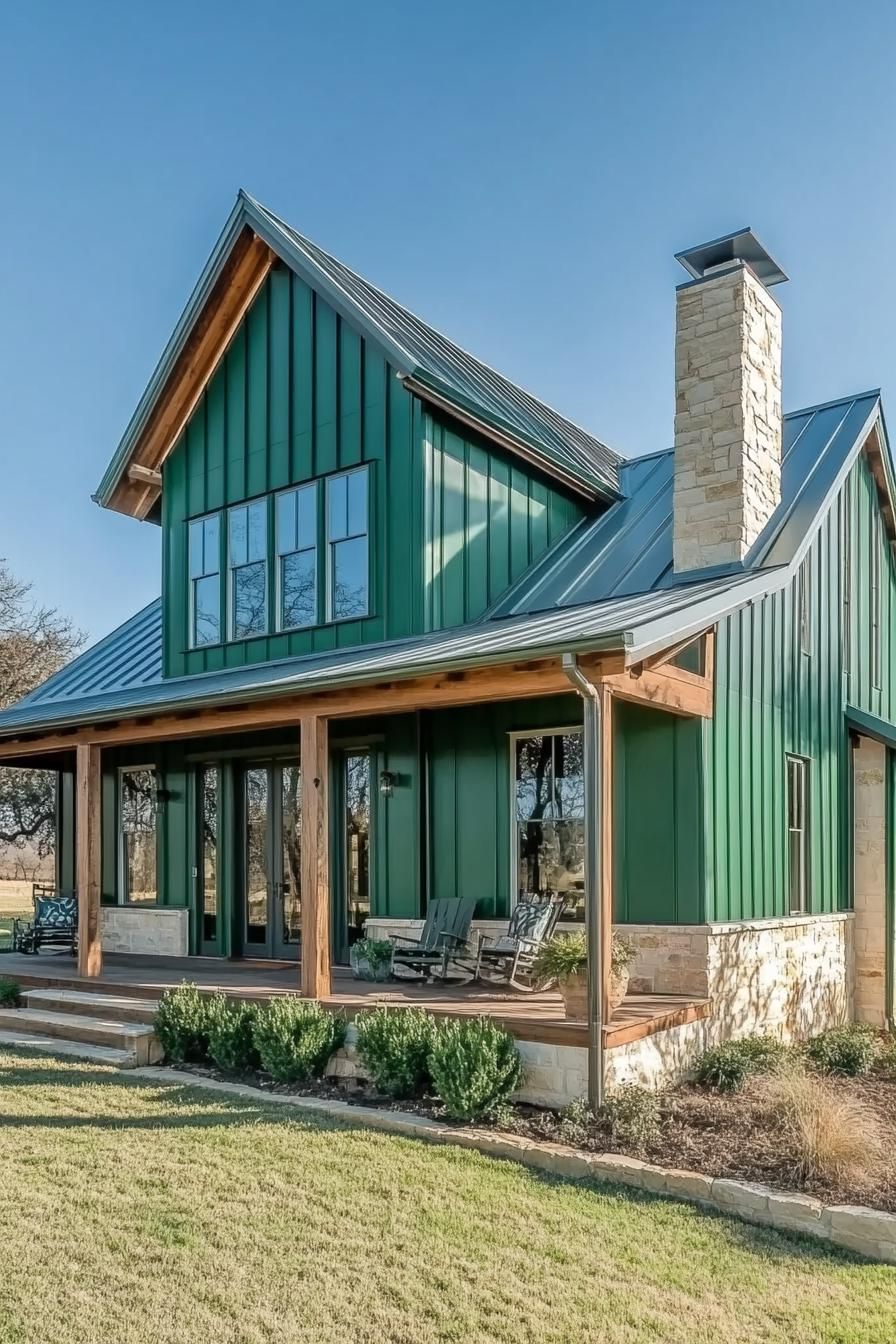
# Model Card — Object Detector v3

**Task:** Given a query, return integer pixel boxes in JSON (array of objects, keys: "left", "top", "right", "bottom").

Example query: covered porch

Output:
[{"left": 0, "top": 633, "right": 715, "bottom": 1100}]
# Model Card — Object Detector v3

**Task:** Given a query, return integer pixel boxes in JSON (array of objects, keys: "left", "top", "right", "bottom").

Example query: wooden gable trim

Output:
[
  {"left": 597, "top": 631, "right": 715, "bottom": 718},
  {"left": 108, "top": 228, "right": 275, "bottom": 520},
  {"left": 863, "top": 421, "right": 896, "bottom": 552}
]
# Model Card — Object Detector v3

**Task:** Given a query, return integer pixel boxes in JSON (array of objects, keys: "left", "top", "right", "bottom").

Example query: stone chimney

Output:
[{"left": 672, "top": 228, "right": 787, "bottom": 572}]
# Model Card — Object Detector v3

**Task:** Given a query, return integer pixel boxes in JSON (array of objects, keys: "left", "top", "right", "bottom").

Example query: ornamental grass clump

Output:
[
  {"left": 755, "top": 1059, "right": 884, "bottom": 1187},
  {"left": 807, "top": 1023, "right": 879, "bottom": 1077},
  {"left": 694, "top": 1034, "right": 788, "bottom": 1092},
  {"left": 428, "top": 1017, "right": 522, "bottom": 1121},
  {"left": 252, "top": 998, "right": 346, "bottom": 1083},
  {"left": 206, "top": 995, "right": 260, "bottom": 1074},
  {"left": 154, "top": 983, "right": 214, "bottom": 1064},
  {"left": 354, "top": 1007, "right": 436, "bottom": 1099}
]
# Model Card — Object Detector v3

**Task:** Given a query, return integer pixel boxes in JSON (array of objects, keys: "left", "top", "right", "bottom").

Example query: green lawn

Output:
[{"left": 0, "top": 1050, "right": 893, "bottom": 1343}]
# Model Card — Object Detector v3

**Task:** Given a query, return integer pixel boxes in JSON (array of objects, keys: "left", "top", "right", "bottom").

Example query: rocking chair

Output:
[{"left": 474, "top": 893, "right": 565, "bottom": 991}]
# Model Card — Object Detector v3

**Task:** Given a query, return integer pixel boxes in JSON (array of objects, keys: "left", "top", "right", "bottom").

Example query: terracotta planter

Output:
[{"left": 559, "top": 966, "right": 631, "bottom": 1022}]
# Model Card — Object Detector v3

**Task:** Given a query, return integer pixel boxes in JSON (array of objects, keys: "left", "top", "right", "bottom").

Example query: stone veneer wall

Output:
[
  {"left": 853, "top": 737, "right": 888, "bottom": 1026},
  {"left": 100, "top": 907, "right": 189, "bottom": 957},
  {"left": 624, "top": 913, "right": 854, "bottom": 1042},
  {"left": 672, "top": 263, "right": 782, "bottom": 571}
]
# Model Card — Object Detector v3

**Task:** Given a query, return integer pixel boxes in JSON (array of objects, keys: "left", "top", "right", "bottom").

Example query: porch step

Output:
[
  {"left": 0, "top": 1006, "right": 163, "bottom": 1066},
  {"left": 0, "top": 1030, "right": 137, "bottom": 1069},
  {"left": 21, "top": 989, "right": 160, "bottom": 1026}
]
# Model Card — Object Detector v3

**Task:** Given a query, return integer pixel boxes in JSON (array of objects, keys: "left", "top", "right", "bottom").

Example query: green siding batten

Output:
[
  {"left": 422, "top": 412, "right": 584, "bottom": 629},
  {"left": 704, "top": 451, "right": 896, "bottom": 922}
]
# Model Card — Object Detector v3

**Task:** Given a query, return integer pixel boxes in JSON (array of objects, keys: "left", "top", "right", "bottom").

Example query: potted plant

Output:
[
  {"left": 534, "top": 931, "right": 638, "bottom": 1021},
  {"left": 349, "top": 937, "right": 394, "bottom": 983}
]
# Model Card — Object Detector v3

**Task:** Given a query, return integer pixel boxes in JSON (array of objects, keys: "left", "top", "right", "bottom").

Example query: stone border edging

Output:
[{"left": 132, "top": 1066, "right": 896, "bottom": 1266}]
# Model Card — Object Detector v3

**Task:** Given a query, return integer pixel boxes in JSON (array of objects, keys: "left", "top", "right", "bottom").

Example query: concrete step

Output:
[
  {"left": 0, "top": 1007, "right": 163, "bottom": 1066},
  {"left": 22, "top": 989, "right": 160, "bottom": 1025},
  {"left": 0, "top": 1029, "right": 137, "bottom": 1068}
]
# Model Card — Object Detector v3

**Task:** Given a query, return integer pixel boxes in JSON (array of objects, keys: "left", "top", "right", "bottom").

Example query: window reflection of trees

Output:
[
  {"left": 515, "top": 732, "right": 586, "bottom": 922},
  {"left": 233, "top": 563, "right": 267, "bottom": 639},
  {"left": 281, "top": 766, "right": 301, "bottom": 941},
  {"left": 344, "top": 754, "right": 370, "bottom": 943},
  {"left": 201, "top": 769, "right": 217, "bottom": 938},
  {"left": 121, "top": 769, "right": 157, "bottom": 904}
]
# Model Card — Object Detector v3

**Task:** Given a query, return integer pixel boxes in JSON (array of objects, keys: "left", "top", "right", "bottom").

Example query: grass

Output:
[{"left": 0, "top": 1050, "right": 893, "bottom": 1343}]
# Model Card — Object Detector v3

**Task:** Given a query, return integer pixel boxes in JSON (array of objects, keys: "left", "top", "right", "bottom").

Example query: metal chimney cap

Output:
[{"left": 675, "top": 228, "right": 788, "bottom": 287}]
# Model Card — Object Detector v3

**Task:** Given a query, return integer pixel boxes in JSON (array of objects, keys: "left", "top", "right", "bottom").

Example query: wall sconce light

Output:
[
  {"left": 153, "top": 786, "right": 173, "bottom": 815},
  {"left": 379, "top": 770, "right": 396, "bottom": 799}
]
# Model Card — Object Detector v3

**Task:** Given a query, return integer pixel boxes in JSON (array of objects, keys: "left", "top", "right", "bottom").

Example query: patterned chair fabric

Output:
[{"left": 35, "top": 896, "right": 77, "bottom": 929}]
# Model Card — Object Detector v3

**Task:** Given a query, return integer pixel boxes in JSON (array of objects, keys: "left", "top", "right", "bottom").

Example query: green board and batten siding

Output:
[
  {"left": 422, "top": 415, "right": 583, "bottom": 630},
  {"left": 704, "top": 452, "right": 896, "bottom": 923},
  {"left": 162, "top": 268, "right": 585, "bottom": 676}
]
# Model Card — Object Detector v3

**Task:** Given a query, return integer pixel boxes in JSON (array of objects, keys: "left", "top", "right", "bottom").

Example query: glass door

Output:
[
  {"left": 244, "top": 766, "right": 271, "bottom": 952},
  {"left": 240, "top": 762, "right": 301, "bottom": 961},
  {"left": 335, "top": 751, "right": 371, "bottom": 963}
]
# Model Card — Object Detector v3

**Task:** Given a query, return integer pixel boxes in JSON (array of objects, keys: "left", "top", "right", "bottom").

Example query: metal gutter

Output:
[{"left": 561, "top": 653, "right": 605, "bottom": 1111}]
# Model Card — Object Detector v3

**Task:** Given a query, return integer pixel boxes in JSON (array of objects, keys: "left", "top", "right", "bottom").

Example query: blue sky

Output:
[{"left": 1, "top": 0, "right": 894, "bottom": 643}]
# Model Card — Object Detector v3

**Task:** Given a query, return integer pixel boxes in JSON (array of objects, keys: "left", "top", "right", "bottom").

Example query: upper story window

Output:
[
  {"left": 798, "top": 560, "right": 811, "bottom": 656},
  {"left": 188, "top": 512, "right": 221, "bottom": 648},
  {"left": 842, "top": 476, "right": 852, "bottom": 677},
  {"left": 327, "top": 467, "right": 369, "bottom": 621},
  {"left": 276, "top": 483, "right": 318, "bottom": 630},
  {"left": 228, "top": 499, "right": 268, "bottom": 640}
]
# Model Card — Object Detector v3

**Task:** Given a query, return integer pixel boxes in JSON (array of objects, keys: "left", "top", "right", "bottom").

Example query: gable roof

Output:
[
  {"left": 3, "top": 389, "right": 890, "bottom": 744},
  {"left": 95, "top": 192, "right": 621, "bottom": 518}
]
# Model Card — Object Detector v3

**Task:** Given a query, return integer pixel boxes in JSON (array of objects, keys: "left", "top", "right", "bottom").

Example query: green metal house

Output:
[{"left": 0, "top": 201, "right": 894, "bottom": 1092}]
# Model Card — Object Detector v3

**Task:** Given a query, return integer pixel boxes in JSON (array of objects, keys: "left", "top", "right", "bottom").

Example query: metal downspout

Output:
[{"left": 562, "top": 653, "right": 605, "bottom": 1111}]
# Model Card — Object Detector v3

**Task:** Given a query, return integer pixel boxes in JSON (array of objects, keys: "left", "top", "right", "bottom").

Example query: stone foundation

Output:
[{"left": 100, "top": 906, "right": 189, "bottom": 956}]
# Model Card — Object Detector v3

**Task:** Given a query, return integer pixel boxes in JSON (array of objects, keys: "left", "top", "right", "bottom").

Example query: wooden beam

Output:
[
  {"left": 300, "top": 715, "right": 330, "bottom": 999},
  {"left": 599, "top": 665, "right": 713, "bottom": 718},
  {"left": 75, "top": 743, "right": 102, "bottom": 978},
  {"left": 108, "top": 230, "right": 274, "bottom": 518},
  {"left": 599, "top": 684, "right": 614, "bottom": 1027},
  {"left": 127, "top": 464, "right": 162, "bottom": 488},
  {"left": 0, "top": 654, "right": 627, "bottom": 762}
]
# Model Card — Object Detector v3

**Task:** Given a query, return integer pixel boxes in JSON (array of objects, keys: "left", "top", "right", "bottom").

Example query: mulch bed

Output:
[{"left": 168, "top": 1060, "right": 896, "bottom": 1214}]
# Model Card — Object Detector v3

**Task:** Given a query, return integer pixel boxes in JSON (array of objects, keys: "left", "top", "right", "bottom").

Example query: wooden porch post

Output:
[
  {"left": 300, "top": 714, "right": 331, "bottom": 999},
  {"left": 75, "top": 743, "right": 102, "bottom": 977}
]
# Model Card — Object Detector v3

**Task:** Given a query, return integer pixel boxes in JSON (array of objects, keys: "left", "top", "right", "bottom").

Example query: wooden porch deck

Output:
[{"left": 0, "top": 951, "right": 711, "bottom": 1049}]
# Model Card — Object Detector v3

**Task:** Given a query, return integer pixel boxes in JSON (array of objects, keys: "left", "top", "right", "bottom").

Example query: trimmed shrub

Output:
[
  {"left": 558, "top": 1096, "right": 597, "bottom": 1146},
  {"left": 252, "top": 999, "right": 346, "bottom": 1083},
  {"left": 694, "top": 1034, "right": 788, "bottom": 1092},
  {"left": 206, "top": 996, "right": 260, "bottom": 1074},
  {"left": 602, "top": 1084, "right": 661, "bottom": 1152},
  {"left": 756, "top": 1060, "right": 883, "bottom": 1186},
  {"left": 876, "top": 1036, "right": 896, "bottom": 1076},
  {"left": 154, "top": 983, "right": 213, "bottom": 1064},
  {"left": 428, "top": 1017, "right": 522, "bottom": 1121},
  {"left": 354, "top": 1007, "right": 436, "bottom": 1098},
  {"left": 807, "top": 1024, "right": 879, "bottom": 1077},
  {"left": 0, "top": 977, "right": 22, "bottom": 1007}
]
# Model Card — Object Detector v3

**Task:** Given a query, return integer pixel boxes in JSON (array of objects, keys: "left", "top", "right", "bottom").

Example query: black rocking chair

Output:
[{"left": 12, "top": 887, "right": 78, "bottom": 956}]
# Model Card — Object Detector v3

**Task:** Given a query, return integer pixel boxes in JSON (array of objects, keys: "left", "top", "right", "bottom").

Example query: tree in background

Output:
[{"left": 0, "top": 562, "right": 82, "bottom": 876}]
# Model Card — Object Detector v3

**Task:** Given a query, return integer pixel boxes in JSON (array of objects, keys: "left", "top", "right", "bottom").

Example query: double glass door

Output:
[{"left": 243, "top": 762, "right": 301, "bottom": 959}]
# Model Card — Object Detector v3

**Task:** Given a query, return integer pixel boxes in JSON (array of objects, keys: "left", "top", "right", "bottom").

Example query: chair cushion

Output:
[{"left": 35, "top": 897, "right": 77, "bottom": 929}]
